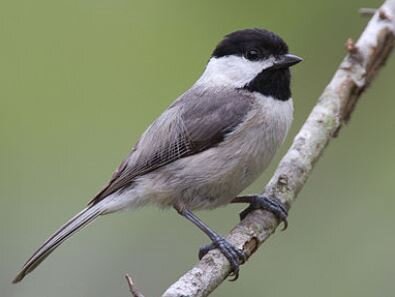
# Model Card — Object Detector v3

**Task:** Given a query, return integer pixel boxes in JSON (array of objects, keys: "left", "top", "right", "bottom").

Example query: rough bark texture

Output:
[{"left": 160, "top": 1, "right": 395, "bottom": 296}]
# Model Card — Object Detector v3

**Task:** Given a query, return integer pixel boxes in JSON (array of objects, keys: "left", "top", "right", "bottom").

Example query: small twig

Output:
[
  {"left": 359, "top": 7, "right": 377, "bottom": 16},
  {"left": 125, "top": 274, "right": 146, "bottom": 297},
  {"left": 345, "top": 38, "right": 358, "bottom": 54}
]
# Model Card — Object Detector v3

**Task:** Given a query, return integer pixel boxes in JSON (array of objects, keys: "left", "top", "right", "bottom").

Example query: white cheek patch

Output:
[{"left": 196, "top": 56, "right": 276, "bottom": 88}]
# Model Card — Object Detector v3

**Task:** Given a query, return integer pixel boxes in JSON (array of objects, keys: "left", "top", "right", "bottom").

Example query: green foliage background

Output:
[{"left": 1, "top": 0, "right": 394, "bottom": 296}]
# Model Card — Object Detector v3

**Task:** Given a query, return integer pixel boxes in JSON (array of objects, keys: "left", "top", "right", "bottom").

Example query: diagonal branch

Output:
[{"left": 160, "top": 1, "right": 395, "bottom": 296}]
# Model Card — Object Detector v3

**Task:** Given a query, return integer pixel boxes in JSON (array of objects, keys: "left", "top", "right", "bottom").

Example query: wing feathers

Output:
[{"left": 89, "top": 88, "right": 254, "bottom": 205}]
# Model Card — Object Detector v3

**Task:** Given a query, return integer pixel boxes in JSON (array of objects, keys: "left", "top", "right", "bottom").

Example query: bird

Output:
[{"left": 13, "top": 28, "right": 302, "bottom": 283}]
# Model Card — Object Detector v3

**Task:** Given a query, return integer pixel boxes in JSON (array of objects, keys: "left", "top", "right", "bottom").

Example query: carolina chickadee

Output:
[{"left": 13, "top": 28, "right": 302, "bottom": 283}]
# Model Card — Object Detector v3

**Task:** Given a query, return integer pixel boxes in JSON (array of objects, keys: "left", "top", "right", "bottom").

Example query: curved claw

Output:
[
  {"left": 281, "top": 218, "right": 288, "bottom": 231},
  {"left": 198, "top": 243, "right": 213, "bottom": 260},
  {"left": 198, "top": 237, "right": 246, "bottom": 281},
  {"left": 228, "top": 268, "right": 239, "bottom": 281},
  {"left": 239, "top": 195, "right": 289, "bottom": 230}
]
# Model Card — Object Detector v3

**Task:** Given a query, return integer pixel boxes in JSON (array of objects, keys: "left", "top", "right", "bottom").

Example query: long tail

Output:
[{"left": 13, "top": 205, "right": 103, "bottom": 283}]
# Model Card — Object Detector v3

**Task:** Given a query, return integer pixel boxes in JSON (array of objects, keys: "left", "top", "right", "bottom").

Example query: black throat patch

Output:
[{"left": 244, "top": 68, "right": 291, "bottom": 101}]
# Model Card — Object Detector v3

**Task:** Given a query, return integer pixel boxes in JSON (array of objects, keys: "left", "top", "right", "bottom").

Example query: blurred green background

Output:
[{"left": 1, "top": 0, "right": 394, "bottom": 296}]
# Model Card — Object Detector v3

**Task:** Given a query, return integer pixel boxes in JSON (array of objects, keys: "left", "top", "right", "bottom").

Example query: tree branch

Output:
[{"left": 158, "top": 1, "right": 395, "bottom": 296}]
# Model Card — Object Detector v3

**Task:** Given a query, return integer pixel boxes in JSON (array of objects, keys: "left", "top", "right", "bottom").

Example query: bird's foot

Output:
[
  {"left": 239, "top": 195, "right": 288, "bottom": 230},
  {"left": 198, "top": 236, "right": 246, "bottom": 281}
]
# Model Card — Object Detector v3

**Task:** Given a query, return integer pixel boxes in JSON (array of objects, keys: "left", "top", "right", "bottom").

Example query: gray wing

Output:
[{"left": 88, "top": 88, "right": 254, "bottom": 206}]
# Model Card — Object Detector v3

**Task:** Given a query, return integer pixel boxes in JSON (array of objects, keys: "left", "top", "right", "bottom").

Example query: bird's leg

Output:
[
  {"left": 232, "top": 194, "right": 288, "bottom": 229},
  {"left": 199, "top": 195, "right": 288, "bottom": 263},
  {"left": 174, "top": 205, "right": 246, "bottom": 280}
]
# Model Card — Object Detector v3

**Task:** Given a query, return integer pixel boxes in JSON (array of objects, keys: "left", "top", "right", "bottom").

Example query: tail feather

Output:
[{"left": 13, "top": 206, "right": 102, "bottom": 283}]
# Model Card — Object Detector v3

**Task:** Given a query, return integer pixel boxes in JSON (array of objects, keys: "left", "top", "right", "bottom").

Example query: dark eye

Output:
[{"left": 245, "top": 49, "right": 260, "bottom": 61}]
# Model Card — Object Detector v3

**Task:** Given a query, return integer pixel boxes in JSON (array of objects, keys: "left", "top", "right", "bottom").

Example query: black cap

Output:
[{"left": 212, "top": 28, "right": 289, "bottom": 60}]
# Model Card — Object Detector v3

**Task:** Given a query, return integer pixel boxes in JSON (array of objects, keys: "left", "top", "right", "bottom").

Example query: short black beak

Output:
[{"left": 273, "top": 54, "right": 303, "bottom": 69}]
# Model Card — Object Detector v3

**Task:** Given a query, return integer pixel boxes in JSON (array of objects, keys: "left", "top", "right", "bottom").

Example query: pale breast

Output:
[
  {"left": 152, "top": 95, "right": 293, "bottom": 210},
  {"left": 216, "top": 94, "right": 294, "bottom": 196}
]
